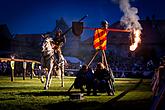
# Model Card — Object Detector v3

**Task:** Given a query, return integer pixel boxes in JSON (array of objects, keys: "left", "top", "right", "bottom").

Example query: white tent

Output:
[{"left": 64, "top": 56, "right": 82, "bottom": 64}]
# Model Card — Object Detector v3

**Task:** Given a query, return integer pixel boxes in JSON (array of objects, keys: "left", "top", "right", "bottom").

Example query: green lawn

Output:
[{"left": 0, "top": 76, "right": 153, "bottom": 110}]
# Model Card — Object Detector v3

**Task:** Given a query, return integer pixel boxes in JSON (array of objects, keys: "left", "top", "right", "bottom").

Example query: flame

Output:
[{"left": 130, "top": 29, "right": 141, "bottom": 51}]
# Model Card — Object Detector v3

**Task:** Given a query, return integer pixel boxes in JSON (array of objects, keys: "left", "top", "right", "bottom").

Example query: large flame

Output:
[{"left": 130, "top": 29, "right": 141, "bottom": 51}]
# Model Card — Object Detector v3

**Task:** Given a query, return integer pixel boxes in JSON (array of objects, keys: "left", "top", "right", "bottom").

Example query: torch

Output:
[{"left": 129, "top": 28, "right": 141, "bottom": 51}]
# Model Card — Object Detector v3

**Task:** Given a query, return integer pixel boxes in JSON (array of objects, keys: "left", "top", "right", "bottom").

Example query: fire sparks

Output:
[{"left": 130, "top": 29, "right": 141, "bottom": 51}]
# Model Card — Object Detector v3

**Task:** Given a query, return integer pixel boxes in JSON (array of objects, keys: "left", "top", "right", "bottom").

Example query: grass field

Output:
[{"left": 0, "top": 76, "right": 153, "bottom": 110}]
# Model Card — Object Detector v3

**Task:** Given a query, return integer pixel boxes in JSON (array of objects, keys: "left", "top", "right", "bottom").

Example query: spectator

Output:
[
  {"left": 0, "top": 62, "right": 2, "bottom": 74},
  {"left": 151, "top": 57, "right": 165, "bottom": 110},
  {"left": 85, "top": 67, "right": 94, "bottom": 95},
  {"left": 74, "top": 64, "right": 94, "bottom": 94},
  {"left": 93, "top": 62, "right": 114, "bottom": 96}
]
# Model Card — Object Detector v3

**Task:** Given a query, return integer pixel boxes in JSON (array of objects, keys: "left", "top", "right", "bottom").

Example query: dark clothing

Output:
[
  {"left": 93, "top": 68, "right": 114, "bottom": 95},
  {"left": 53, "top": 35, "right": 66, "bottom": 63},
  {"left": 151, "top": 66, "right": 165, "bottom": 110},
  {"left": 74, "top": 69, "right": 87, "bottom": 92},
  {"left": 94, "top": 69, "right": 110, "bottom": 81},
  {"left": 74, "top": 68, "right": 94, "bottom": 93},
  {"left": 85, "top": 69, "right": 94, "bottom": 95},
  {"left": 53, "top": 35, "right": 66, "bottom": 47}
]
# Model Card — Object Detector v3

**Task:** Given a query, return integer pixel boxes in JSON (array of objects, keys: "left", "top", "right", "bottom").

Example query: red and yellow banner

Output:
[{"left": 93, "top": 29, "right": 108, "bottom": 50}]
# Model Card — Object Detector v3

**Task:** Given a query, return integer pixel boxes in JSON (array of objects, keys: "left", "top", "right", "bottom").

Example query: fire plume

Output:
[{"left": 130, "top": 29, "right": 141, "bottom": 51}]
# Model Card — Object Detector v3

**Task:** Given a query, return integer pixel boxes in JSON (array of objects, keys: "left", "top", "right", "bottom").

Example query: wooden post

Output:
[
  {"left": 23, "top": 62, "right": 27, "bottom": 80},
  {"left": 67, "top": 82, "right": 75, "bottom": 93},
  {"left": 10, "top": 60, "right": 15, "bottom": 82},
  {"left": 87, "top": 51, "right": 99, "bottom": 67},
  {"left": 101, "top": 52, "right": 104, "bottom": 64},
  {"left": 31, "top": 62, "right": 35, "bottom": 79},
  {"left": 102, "top": 50, "right": 109, "bottom": 70},
  {"left": 11, "top": 69, "right": 14, "bottom": 81},
  {"left": 38, "top": 65, "right": 41, "bottom": 79}
]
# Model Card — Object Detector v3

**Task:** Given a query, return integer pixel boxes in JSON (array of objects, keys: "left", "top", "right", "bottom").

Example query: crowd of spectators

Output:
[
  {"left": 0, "top": 61, "right": 11, "bottom": 76},
  {"left": 109, "top": 57, "right": 155, "bottom": 78},
  {"left": 0, "top": 56, "right": 157, "bottom": 79},
  {"left": 0, "top": 61, "right": 40, "bottom": 77}
]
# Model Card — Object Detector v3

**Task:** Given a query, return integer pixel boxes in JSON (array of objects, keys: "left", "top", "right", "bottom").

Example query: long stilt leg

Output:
[
  {"left": 102, "top": 52, "right": 104, "bottom": 64},
  {"left": 102, "top": 50, "right": 109, "bottom": 70}
]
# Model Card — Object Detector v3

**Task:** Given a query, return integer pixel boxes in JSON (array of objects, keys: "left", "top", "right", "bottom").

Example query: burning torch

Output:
[{"left": 129, "top": 28, "right": 142, "bottom": 51}]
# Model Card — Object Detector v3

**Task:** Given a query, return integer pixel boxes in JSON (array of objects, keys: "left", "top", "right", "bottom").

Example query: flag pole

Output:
[{"left": 84, "top": 27, "right": 131, "bottom": 33}]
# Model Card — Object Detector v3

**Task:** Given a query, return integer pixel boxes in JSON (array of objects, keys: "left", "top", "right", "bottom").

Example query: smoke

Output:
[
  {"left": 112, "top": 0, "right": 142, "bottom": 51},
  {"left": 112, "top": 0, "right": 142, "bottom": 30}
]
